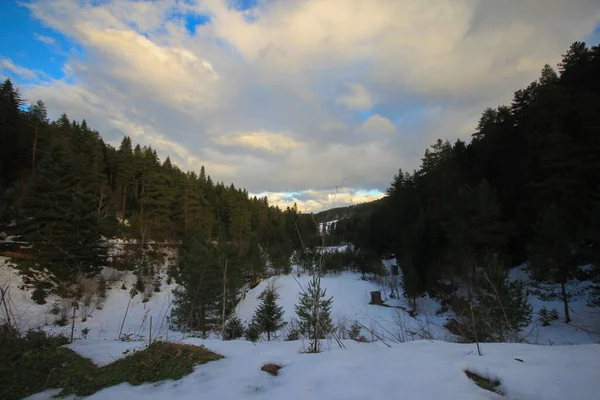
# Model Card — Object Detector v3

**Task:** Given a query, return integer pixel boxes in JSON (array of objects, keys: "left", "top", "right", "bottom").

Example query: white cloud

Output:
[
  {"left": 356, "top": 114, "right": 396, "bottom": 135},
  {"left": 34, "top": 34, "right": 57, "bottom": 46},
  {"left": 217, "top": 131, "right": 306, "bottom": 153},
  {"left": 1, "top": 58, "right": 38, "bottom": 80},
  {"left": 13, "top": 0, "right": 600, "bottom": 211},
  {"left": 253, "top": 189, "right": 386, "bottom": 213},
  {"left": 337, "top": 84, "right": 373, "bottom": 110}
]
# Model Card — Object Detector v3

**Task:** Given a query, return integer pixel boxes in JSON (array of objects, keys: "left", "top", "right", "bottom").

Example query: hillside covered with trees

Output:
[
  {"left": 332, "top": 41, "right": 600, "bottom": 324},
  {"left": 0, "top": 82, "right": 319, "bottom": 304}
]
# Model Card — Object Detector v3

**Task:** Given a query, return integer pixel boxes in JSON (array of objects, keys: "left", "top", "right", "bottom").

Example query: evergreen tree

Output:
[
  {"left": 18, "top": 141, "right": 108, "bottom": 282},
  {"left": 170, "top": 233, "right": 222, "bottom": 336},
  {"left": 250, "top": 286, "right": 286, "bottom": 341},
  {"left": 527, "top": 204, "right": 577, "bottom": 322},
  {"left": 470, "top": 254, "right": 532, "bottom": 342},
  {"left": 295, "top": 275, "right": 333, "bottom": 352},
  {"left": 447, "top": 254, "right": 531, "bottom": 343},
  {"left": 224, "top": 314, "right": 245, "bottom": 340}
]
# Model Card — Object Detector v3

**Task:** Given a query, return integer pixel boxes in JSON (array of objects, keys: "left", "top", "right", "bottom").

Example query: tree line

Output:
[
  {"left": 333, "top": 42, "right": 600, "bottom": 330},
  {"left": 0, "top": 80, "right": 319, "bottom": 290}
]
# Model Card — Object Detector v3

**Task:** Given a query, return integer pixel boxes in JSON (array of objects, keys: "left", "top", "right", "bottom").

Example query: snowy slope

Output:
[
  {"left": 3, "top": 254, "right": 599, "bottom": 345},
  {"left": 509, "top": 265, "right": 600, "bottom": 345},
  {"left": 28, "top": 339, "right": 600, "bottom": 400},
  {"left": 1, "top": 254, "right": 178, "bottom": 343},
  {"left": 236, "top": 271, "right": 452, "bottom": 342}
]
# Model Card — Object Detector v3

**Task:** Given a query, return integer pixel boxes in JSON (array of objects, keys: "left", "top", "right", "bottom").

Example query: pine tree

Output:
[
  {"left": 18, "top": 140, "right": 108, "bottom": 282},
  {"left": 170, "top": 233, "right": 222, "bottom": 336},
  {"left": 250, "top": 286, "right": 286, "bottom": 341},
  {"left": 224, "top": 314, "right": 245, "bottom": 340},
  {"left": 295, "top": 275, "right": 333, "bottom": 352},
  {"left": 470, "top": 254, "right": 532, "bottom": 342},
  {"left": 527, "top": 204, "right": 576, "bottom": 323},
  {"left": 447, "top": 253, "right": 531, "bottom": 343}
]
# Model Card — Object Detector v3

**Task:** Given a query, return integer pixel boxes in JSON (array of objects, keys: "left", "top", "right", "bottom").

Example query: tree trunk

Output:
[
  {"left": 184, "top": 185, "right": 189, "bottom": 231},
  {"left": 121, "top": 184, "right": 127, "bottom": 219},
  {"left": 561, "top": 281, "right": 571, "bottom": 323},
  {"left": 31, "top": 124, "right": 38, "bottom": 176},
  {"left": 221, "top": 259, "right": 227, "bottom": 340},
  {"left": 267, "top": 331, "right": 270, "bottom": 341}
]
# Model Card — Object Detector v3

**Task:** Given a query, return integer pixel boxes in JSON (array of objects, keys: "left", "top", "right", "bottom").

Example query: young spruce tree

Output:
[
  {"left": 250, "top": 286, "right": 286, "bottom": 341},
  {"left": 224, "top": 314, "right": 245, "bottom": 340},
  {"left": 295, "top": 275, "right": 333, "bottom": 352}
]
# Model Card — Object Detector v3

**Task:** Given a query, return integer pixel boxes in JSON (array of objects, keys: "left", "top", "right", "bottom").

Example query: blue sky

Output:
[
  {"left": 1, "top": 0, "right": 599, "bottom": 212},
  {"left": 0, "top": 1, "right": 72, "bottom": 82}
]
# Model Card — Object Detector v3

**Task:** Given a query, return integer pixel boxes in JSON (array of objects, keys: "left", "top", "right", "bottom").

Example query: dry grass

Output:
[{"left": 261, "top": 363, "right": 282, "bottom": 376}]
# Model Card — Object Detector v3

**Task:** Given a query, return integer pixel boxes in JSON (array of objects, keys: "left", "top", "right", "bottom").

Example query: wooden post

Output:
[
  {"left": 469, "top": 301, "right": 482, "bottom": 356},
  {"left": 149, "top": 316, "right": 153, "bottom": 345},
  {"left": 118, "top": 298, "right": 132, "bottom": 341},
  {"left": 70, "top": 305, "right": 76, "bottom": 343}
]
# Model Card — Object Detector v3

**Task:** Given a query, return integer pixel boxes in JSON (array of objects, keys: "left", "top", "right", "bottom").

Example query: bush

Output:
[
  {"left": 245, "top": 322, "right": 260, "bottom": 342},
  {"left": 348, "top": 320, "right": 362, "bottom": 341},
  {"left": 538, "top": 307, "right": 559, "bottom": 326},
  {"left": 449, "top": 254, "right": 532, "bottom": 342},
  {"left": 224, "top": 315, "right": 245, "bottom": 340},
  {"left": 285, "top": 318, "right": 301, "bottom": 341},
  {"left": 0, "top": 328, "right": 80, "bottom": 400},
  {"left": 31, "top": 287, "right": 48, "bottom": 305}
]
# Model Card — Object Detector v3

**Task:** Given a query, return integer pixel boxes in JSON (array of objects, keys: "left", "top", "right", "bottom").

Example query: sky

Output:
[{"left": 1, "top": 0, "right": 600, "bottom": 212}]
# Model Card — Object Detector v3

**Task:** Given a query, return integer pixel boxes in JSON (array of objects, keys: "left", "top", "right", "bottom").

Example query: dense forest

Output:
[
  {"left": 332, "top": 42, "right": 600, "bottom": 325},
  {"left": 0, "top": 81, "right": 319, "bottom": 302}
]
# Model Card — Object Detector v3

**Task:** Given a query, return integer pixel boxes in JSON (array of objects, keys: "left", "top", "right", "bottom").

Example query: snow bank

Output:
[{"left": 31, "top": 339, "right": 600, "bottom": 400}]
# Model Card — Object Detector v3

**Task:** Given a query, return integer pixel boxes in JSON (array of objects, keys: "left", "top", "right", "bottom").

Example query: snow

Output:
[
  {"left": 236, "top": 271, "right": 452, "bottom": 342},
  {"left": 1, "top": 254, "right": 179, "bottom": 343},
  {"left": 65, "top": 340, "right": 146, "bottom": 367},
  {"left": 508, "top": 265, "right": 600, "bottom": 345},
  {"left": 0, "top": 257, "right": 54, "bottom": 331},
  {"left": 28, "top": 339, "right": 600, "bottom": 400},
  {"left": 3, "top": 248, "right": 600, "bottom": 399}
]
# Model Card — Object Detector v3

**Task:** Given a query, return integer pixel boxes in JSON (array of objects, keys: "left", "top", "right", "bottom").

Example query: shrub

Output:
[
  {"left": 224, "top": 315, "right": 245, "bottom": 340},
  {"left": 449, "top": 254, "right": 532, "bottom": 342},
  {"left": 348, "top": 320, "right": 362, "bottom": 341},
  {"left": 285, "top": 318, "right": 301, "bottom": 341},
  {"left": 245, "top": 322, "right": 261, "bottom": 342},
  {"left": 538, "top": 307, "right": 559, "bottom": 326},
  {"left": 31, "top": 287, "right": 48, "bottom": 305}
]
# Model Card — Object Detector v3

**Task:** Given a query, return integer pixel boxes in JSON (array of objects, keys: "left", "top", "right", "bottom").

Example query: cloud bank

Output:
[{"left": 12, "top": 0, "right": 600, "bottom": 211}]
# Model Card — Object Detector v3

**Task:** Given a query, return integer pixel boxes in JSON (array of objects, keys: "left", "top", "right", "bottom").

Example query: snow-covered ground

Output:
[
  {"left": 237, "top": 270, "right": 452, "bottom": 343},
  {"left": 27, "top": 339, "right": 600, "bottom": 400},
  {"left": 2, "top": 247, "right": 600, "bottom": 399},
  {"left": 509, "top": 265, "right": 600, "bottom": 345}
]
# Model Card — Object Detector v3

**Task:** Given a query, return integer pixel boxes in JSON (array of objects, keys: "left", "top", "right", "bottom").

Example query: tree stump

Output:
[{"left": 369, "top": 291, "right": 383, "bottom": 305}]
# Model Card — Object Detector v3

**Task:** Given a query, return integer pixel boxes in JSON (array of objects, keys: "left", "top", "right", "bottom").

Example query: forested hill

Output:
[
  {"left": 313, "top": 198, "right": 385, "bottom": 223},
  {"left": 332, "top": 41, "right": 600, "bottom": 317},
  {"left": 0, "top": 83, "right": 319, "bottom": 283}
]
